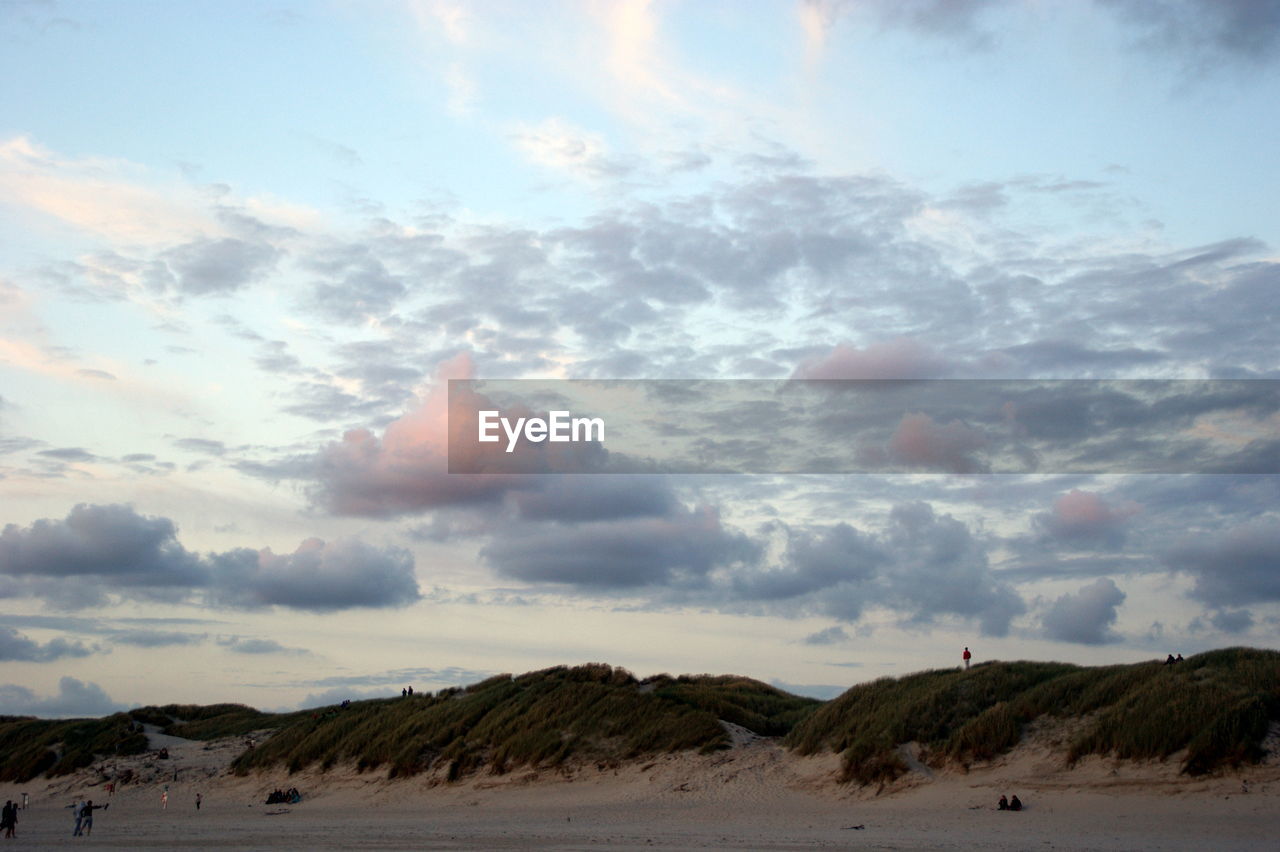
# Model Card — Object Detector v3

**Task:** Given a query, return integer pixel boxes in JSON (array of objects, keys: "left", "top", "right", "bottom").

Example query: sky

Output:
[{"left": 1, "top": 0, "right": 1278, "bottom": 717}]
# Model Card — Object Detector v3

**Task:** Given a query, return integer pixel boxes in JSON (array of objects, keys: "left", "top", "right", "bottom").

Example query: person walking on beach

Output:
[
  {"left": 71, "top": 799, "right": 84, "bottom": 836},
  {"left": 161, "top": 786, "right": 169, "bottom": 810},
  {"left": 2, "top": 800, "right": 16, "bottom": 838},
  {"left": 963, "top": 647, "right": 972, "bottom": 670},
  {"left": 195, "top": 793, "right": 202, "bottom": 811}
]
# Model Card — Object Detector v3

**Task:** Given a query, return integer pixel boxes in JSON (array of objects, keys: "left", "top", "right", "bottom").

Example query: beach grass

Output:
[
  {"left": 3, "top": 649, "right": 1275, "bottom": 786},
  {"left": 786, "top": 647, "right": 1280, "bottom": 785}
]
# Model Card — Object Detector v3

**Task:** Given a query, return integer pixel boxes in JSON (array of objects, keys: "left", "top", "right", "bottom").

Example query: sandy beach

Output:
[{"left": 3, "top": 722, "right": 1277, "bottom": 851}]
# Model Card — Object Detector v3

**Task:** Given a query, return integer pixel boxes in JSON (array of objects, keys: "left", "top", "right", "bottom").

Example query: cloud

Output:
[
  {"left": 1034, "top": 489, "right": 1140, "bottom": 548},
  {"left": 110, "top": 629, "right": 205, "bottom": 648},
  {"left": 489, "top": 496, "right": 1023, "bottom": 636},
  {"left": 292, "top": 685, "right": 398, "bottom": 709},
  {"left": 483, "top": 505, "right": 757, "bottom": 589},
  {"left": 216, "top": 636, "right": 307, "bottom": 655},
  {"left": 508, "top": 475, "right": 677, "bottom": 523},
  {"left": 1103, "top": 0, "right": 1280, "bottom": 67},
  {"left": 511, "top": 118, "right": 634, "bottom": 182},
  {"left": 800, "top": 625, "right": 850, "bottom": 645},
  {"left": 1041, "top": 577, "right": 1126, "bottom": 644},
  {"left": 1209, "top": 608, "right": 1254, "bottom": 634},
  {"left": 297, "top": 665, "right": 492, "bottom": 690},
  {"left": 172, "top": 437, "right": 227, "bottom": 456},
  {"left": 309, "top": 353, "right": 607, "bottom": 516},
  {"left": 161, "top": 237, "right": 281, "bottom": 295},
  {"left": 0, "top": 135, "right": 217, "bottom": 244},
  {"left": 1165, "top": 520, "right": 1280, "bottom": 607},
  {"left": 877, "top": 502, "right": 1025, "bottom": 635},
  {"left": 792, "top": 338, "right": 953, "bottom": 380},
  {"left": 208, "top": 537, "right": 421, "bottom": 613},
  {"left": 0, "top": 503, "right": 421, "bottom": 612},
  {"left": 0, "top": 676, "right": 125, "bottom": 718},
  {"left": 886, "top": 412, "right": 988, "bottom": 473},
  {"left": 0, "top": 625, "right": 95, "bottom": 661},
  {"left": 734, "top": 523, "right": 884, "bottom": 604}
]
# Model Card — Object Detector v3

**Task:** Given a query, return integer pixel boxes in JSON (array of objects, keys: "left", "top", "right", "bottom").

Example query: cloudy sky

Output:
[{"left": 1, "top": 0, "right": 1278, "bottom": 717}]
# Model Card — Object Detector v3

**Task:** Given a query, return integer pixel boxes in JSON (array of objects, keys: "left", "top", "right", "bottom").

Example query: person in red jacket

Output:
[{"left": 963, "top": 647, "right": 972, "bottom": 669}]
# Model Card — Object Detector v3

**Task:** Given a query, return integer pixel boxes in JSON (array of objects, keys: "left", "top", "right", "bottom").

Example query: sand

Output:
[{"left": 2, "top": 721, "right": 1277, "bottom": 850}]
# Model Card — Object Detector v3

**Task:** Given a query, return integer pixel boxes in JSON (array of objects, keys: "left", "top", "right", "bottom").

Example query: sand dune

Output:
[{"left": 2, "top": 719, "right": 1277, "bottom": 850}]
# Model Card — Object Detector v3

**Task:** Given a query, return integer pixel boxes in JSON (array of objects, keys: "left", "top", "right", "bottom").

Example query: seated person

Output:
[
  {"left": 1009, "top": 795, "right": 1022, "bottom": 811},
  {"left": 997, "top": 795, "right": 1008, "bottom": 810}
]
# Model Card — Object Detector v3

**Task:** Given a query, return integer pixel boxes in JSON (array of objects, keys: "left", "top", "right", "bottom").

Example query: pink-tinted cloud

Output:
[
  {"left": 1037, "top": 489, "right": 1140, "bottom": 545},
  {"left": 312, "top": 353, "right": 605, "bottom": 516},
  {"left": 312, "top": 352, "right": 518, "bottom": 516},
  {"left": 888, "top": 412, "right": 987, "bottom": 473},
  {"left": 791, "top": 338, "right": 952, "bottom": 380}
]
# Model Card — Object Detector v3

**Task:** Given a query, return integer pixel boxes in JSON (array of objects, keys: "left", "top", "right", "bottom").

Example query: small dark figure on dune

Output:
[
  {"left": 2, "top": 799, "right": 17, "bottom": 838},
  {"left": 997, "top": 795, "right": 1008, "bottom": 810},
  {"left": 1009, "top": 795, "right": 1022, "bottom": 811}
]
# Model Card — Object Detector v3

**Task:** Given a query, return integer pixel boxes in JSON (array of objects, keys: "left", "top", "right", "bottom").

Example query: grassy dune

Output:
[
  {"left": 786, "top": 647, "right": 1280, "bottom": 785},
  {"left": 2, "top": 650, "right": 1275, "bottom": 786},
  {"left": 0, "top": 712, "right": 147, "bottom": 782},
  {"left": 228, "top": 663, "right": 819, "bottom": 779}
]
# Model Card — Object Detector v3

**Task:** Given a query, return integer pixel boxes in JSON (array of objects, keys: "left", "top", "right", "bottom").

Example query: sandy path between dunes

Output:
[{"left": 2, "top": 725, "right": 1277, "bottom": 850}]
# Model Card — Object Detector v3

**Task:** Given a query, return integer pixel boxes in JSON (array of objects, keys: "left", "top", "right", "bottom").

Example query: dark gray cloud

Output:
[
  {"left": 207, "top": 537, "right": 420, "bottom": 612},
  {"left": 1209, "top": 608, "right": 1254, "bottom": 634},
  {"left": 1041, "top": 577, "right": 1126, "bottom": 644},
  {"left": 484, "top": 506, "right": 757, "bottom": 589},
  {"left": 0, "top": 504, "right": 421, "bottom": 612},
  {"left": 1165, "top": 520, "right": 1280, "bottom": 607},
  {"left": 478, "top": 489, "right": 1022, "bottom": 636},
  {"left": 876, "top": 502, "right": 1025, "bottom": 635},
  {"left": 0, "top": 676, "right": 124, "bottom": 719},
  {"left": 508, "top": 476, "right": 678, "bottom": 523},
  {"left": 0, "top": 625, "right": 95, "bottom": 661},
  {"left": 734, "top": 523, "right": 884, "bottom": 604}
]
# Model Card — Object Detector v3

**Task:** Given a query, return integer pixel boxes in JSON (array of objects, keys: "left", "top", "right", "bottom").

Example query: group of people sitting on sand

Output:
[
  {"left": 264, "top": 788, "right": 301, "bottom": 805},
  {"left": 1163, "top": 653, "right": 1185, "bottom": 665},
  {"left": 997, "top": 794, "right": 1023, "bottom": 811}
]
